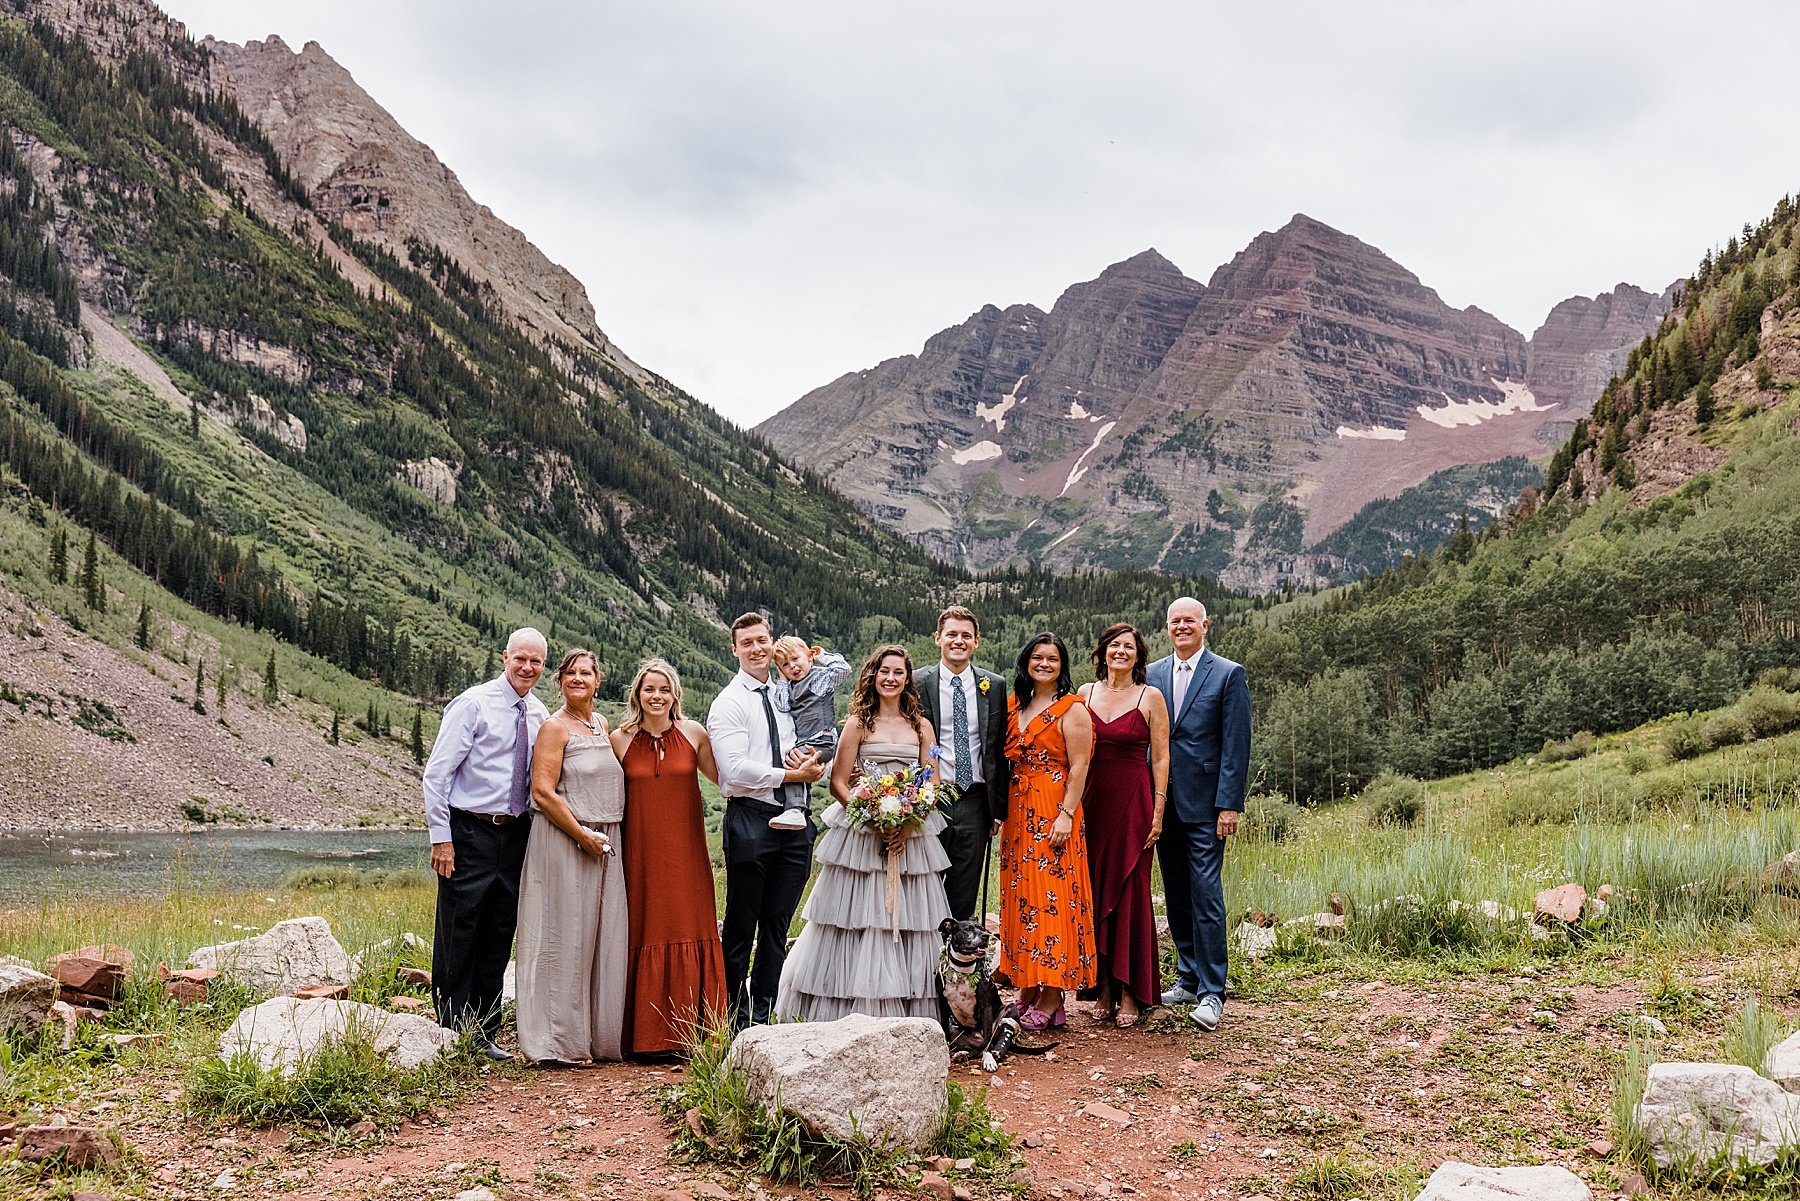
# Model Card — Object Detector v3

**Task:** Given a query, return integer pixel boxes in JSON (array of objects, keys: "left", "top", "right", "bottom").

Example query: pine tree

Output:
[
  {"left": 263, "top": 652, "right": 279, "bottom": 705},
  {"left": 329, "top": 710, "right": 340, "bottom": 745},
  {"left": 135, "top": 599, "right": 150, "bottom": 649},
  {"left": 80, "top": 531, "right": 99, "bottom": 609},
  {"left": 1696, "top": 382, "right": 1716, "bottom": 425},
  {"left": 484, "top": 647, "right": 496, "bottom": 679},
  {"left": 189, "top": 398, "right": 199, "bottom": 439},
  {"left": 366, "top": 699, "right": 378, "bottom": 735},
  {"left": 192, "top": 657, "right": 207, "bottom": 715},
  {"left": 215, "top": 660, "right": 227, "bottom": 712},
  {"left": 411, "top": 708, "right": 425, "bottom": 764},
  {"left": 49, "top": 525, "right": 67, "bottom": 585}
]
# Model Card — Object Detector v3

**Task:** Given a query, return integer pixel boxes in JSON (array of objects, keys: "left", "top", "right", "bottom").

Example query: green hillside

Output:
[{"left": 1225, "top": 196, "right": 1800, "bottom": 804}]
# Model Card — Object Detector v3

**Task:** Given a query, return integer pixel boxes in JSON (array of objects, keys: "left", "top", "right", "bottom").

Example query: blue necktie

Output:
[
  {"left": 508, "top": 696, "right": 530, "bottom": 815},
  {"left": 951, "top": 676, "right": 973, "bottom": 793}
]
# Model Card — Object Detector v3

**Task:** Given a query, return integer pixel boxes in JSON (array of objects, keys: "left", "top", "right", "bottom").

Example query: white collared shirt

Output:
[
  {"left": 422, "top": 675, "right": 550, "bottom": 842},
  {"left": 935, "top": 665, "right": 985, "bottom": 785},
  {"left": 706, "top": 670, "right": 798, "bottom": 803}
]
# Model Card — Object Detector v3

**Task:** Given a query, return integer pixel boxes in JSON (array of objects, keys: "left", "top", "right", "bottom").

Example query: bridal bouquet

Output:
[{"left": 845, "top": 758, "right": 951, "bottom": 940}]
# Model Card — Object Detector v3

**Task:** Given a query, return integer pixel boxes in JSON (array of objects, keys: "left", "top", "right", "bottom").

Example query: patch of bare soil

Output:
[
  {"left": 88, "top": 972, "right": 1649, "bottom": 1201},
  {"left": 0, "top": 583, "right": 419, "bottom": 829}
]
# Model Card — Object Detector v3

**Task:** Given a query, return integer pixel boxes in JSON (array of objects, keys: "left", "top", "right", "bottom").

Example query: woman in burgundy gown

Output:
[
  {"left": 610, "top": 658, "right": 729, "bottom": 1054},
  {"left": 1076, "top": 623, "right": 1170, "bottom": 1027}
]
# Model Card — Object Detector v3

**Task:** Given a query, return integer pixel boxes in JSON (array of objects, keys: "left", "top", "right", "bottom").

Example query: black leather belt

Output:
[{"left": 457, "top": 810, "right": 523, "bottom": 826}]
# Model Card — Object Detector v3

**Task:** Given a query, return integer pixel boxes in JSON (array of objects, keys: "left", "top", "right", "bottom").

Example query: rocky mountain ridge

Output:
[{"left": 759, "top": 216, "right": 1675, "bottom": 585}]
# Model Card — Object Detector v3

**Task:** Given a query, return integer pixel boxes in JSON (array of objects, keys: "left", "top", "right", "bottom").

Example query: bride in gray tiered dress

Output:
[
  {"left": 517, "top": 649, "right": 629, "bottom": 1063},
  {"left": 776, "top": 644, "right": 951, "bottom": 1021}
]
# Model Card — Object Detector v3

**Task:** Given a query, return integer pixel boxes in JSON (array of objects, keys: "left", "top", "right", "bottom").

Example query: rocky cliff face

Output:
[
  {"left": 759, "top": 216, "right": 1672, "bottom": 586},
  {"left": 1524, "top": 283, "right": 1678, "bottom": 416},
  {"left": 204, "top": 35, "right": 643, "bottom": 380}
]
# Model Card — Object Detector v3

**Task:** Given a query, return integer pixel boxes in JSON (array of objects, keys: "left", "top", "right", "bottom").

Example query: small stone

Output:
[
  {"left": 1533, "top": 883, "right": 1587, "bottom": 924},
  {"left": 293, "top": 983, "right": 350, "bottom": 1000},
  {"left": 1619, "top": 1169, "right": 1650, "bottom": 1196},
  {"left": 687, "top": 1184, "right": 733, "bottom": 1201},
  {"left": 213, "top": 1168, "right": 237, "bottom": 1190},
  {"left": 1415, "top": 1162, "right": 1590, "bottom": 1201},
  {"left": 1585, "top": 1138, "right": 1612, "bottom": 1157},
  {"left": 451, "top": 1189, "right": 499, "bottom": 1201},
  {"left": 953, "top": 1188, "right": 974, "bottom": 1201},
  {"left": 926, "top": 1155, "right": 955, "bottom": 1171},
  {"left": 15, "top": 1124, "right": 119, "bottom": 1168},
  {"left": 645, "top": 1191, "right": 694, "bottom": 1201},
  {"left": 917, "top": 1170, "right": 953, "bottom": 1199},
  {"left": 1079, "top": 1100, "right": 1132, "bottom": 1126},
  {"left": 397, "top": 966, "right": 433, "bottom": 987},
  {"left": 389, "top": 996, "right": 427, "bottom": 1012},
  {"left": 954, "top": 1157, "right": 975, "bottom": 1170}
]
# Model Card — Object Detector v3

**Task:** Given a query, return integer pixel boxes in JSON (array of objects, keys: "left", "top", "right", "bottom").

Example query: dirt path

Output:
[{"left": 103, "top": 972, "right": 1646, "bottom": 1201}]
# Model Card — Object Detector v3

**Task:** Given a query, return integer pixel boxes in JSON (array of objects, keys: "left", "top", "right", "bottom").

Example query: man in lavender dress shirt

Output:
[{"left": 423, "top": 628, "right": 549, "bottom": 1059}]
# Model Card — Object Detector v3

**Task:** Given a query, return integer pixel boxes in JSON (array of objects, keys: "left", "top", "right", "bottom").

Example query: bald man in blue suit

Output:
[{"left": 1147, "top": 596, "right": 1251, "bottom": 1031}]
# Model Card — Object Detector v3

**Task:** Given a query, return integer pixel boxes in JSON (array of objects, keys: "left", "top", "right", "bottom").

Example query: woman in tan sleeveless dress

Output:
[{"left": 517, "top": 648, "right": 628, "bottom": 1063}]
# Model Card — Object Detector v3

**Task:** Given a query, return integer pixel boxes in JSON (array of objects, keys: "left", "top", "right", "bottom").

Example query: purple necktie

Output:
[{"left": 508, "top": 696, "right": 530, "bottom": 815}]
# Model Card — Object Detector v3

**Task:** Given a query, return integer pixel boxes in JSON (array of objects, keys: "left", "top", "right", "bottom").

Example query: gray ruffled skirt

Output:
[{"left": 774, "top": 802, "right": 951, "bottom": 1021}]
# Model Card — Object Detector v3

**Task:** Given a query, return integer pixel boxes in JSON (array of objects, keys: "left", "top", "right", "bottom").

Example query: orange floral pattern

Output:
[{"left": 997, "top": 694, "right": 1095, "bottom": 991}]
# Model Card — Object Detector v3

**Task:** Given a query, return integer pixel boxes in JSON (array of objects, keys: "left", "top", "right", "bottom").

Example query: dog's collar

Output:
[{"left": 939, "top": 947, "right": 986, "bottom": 981}]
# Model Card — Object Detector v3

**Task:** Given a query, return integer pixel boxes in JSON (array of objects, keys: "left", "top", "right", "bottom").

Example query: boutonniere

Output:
[{"left": 978, "top": 678, "right": 991, "bottom": 694}]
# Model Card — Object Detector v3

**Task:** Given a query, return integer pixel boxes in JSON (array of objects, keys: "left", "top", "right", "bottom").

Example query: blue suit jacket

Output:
[{"left": 1148, "top": 648, "right": 1252, "bottom": 824}]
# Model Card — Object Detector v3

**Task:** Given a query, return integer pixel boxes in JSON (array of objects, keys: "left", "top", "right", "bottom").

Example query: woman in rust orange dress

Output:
[
  {"left": 998, "top": 631, "right": 1096, "bottom": 1029},
  {"left": 610, "top": 658, "right": 729, "bottom": 1054}
]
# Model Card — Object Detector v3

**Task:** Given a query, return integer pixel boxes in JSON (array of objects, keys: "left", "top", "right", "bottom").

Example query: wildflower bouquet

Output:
[{"left": 845, "top": 758, "right": 951, "bottom": 940}]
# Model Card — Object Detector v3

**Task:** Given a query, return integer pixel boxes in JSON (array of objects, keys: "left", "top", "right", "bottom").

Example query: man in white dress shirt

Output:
[
  {"left": 706, "top": 612, "right": 826, "bottom": 1028},
  {"left": 423, "top": 628, "right": 550, "bottom": 1059},
  {"left": 912, "top": 605, "right": 1010, "bottom": 920}
]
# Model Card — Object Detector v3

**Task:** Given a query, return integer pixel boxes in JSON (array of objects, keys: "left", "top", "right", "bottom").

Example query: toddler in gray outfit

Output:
[{"left": 768, "top": 637, "right": 851, "bottom": 830}]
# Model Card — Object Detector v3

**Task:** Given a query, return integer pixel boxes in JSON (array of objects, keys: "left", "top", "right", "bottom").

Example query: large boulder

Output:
[
  {"left": 188, "top": 917, "right": 355, "bottom": 995},
  {"left": 1414, "top": 1162, "right": 1590, "bottom": 1200},
  {"left": 1765, "top": 1030, "right": 1800, "bottom": 1092},
  {"left": 0, "top": 962, "right": 58, "bottom": 1037},
  {"left": 218, "top": 996, "right": 457, "bottom": 1075},
  {"left": 725, "top": 1014, "right": 948, "bottom": 1150},
  {"left": 1635, "top": 1062, "right": 1800, "bottom": 1168}
]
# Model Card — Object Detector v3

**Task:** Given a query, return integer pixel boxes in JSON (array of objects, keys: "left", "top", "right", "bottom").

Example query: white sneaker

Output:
[
  {"left": 1160, "top": 984, "right": 1199, "bottom": 1007},
  {"left": 769, "top": 809, "right": 808, "bottom": 831},
  {"left": 1189, "top": 996, "right": 1223, "bottom": 1031}
]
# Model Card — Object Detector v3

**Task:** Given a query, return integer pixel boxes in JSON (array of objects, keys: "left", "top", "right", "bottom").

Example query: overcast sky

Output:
[{"left": 164, "top": 0, "right": 1800, "bottom": 427}]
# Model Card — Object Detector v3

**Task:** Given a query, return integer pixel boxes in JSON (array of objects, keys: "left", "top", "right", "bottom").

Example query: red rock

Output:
[
  {"left": 1585, "top": 1138, "right": 1613, "bottom": 1157},
  {"left": 16, "top": 1124, "right": 120, "bottom": 1168},
  {"left": 388, "top": 996, "right": 427, "bottom": 1012},
  {"left": 397, "top": 966, "right": 432, "bottom": 987},
  {"left": 293, "top": 983, "right": 349, "bottom": 1000},
  {"left": 163, "top": 978, "right": 208, "bottom": 1006},
  {"left": 917, "top": 1170, "right": 953, "bottom": 1199},
  {"left": 169, "top": 967, "right": 222, "bottom": 983},
  {"left": 72, "top": 944, "right": 134, "bottom": 971},
  {"left": 683, "top": 1106, "right": 707, "bottom": 1142},
  {"left": 687, "top": 1185, "right": 732, "bottom": 1201},
  {"left": 1329, "top": 891, "right": 1352, "bottom": 917},
  {"left": 1620, "top": 1169, "right": 1651, "bottom": 1196},
  {"left": 1533, "top": 883, "right": 1587, "bottom": 924},
  {"left": 49, "top": 955, "right": 124, "bottom": 1003}
]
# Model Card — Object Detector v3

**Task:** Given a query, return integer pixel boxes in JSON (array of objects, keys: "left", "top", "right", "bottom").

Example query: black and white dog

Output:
[{"left": 936, "top": 916, "right": 1055, "bottom": 1072}]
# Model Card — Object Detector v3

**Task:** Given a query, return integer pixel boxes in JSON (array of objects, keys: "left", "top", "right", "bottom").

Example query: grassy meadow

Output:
[{"left": 9, "top": 685, "right": 1800, "bottom": 1198}]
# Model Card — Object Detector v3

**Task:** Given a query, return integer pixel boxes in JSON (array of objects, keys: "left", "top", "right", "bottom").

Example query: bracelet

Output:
[{"left": 1059, "top": 806, "right": 1076, "bottom": 817}]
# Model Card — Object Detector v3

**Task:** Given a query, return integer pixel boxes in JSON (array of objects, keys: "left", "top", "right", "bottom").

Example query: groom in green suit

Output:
[{"left": 914, "top": 605, "right": 1011, "bottom": 920}]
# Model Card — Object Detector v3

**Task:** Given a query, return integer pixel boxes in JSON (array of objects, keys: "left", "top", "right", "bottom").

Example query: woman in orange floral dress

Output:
[{"left": 998, "top": 632, "right": 1096, "bottom": 1029}]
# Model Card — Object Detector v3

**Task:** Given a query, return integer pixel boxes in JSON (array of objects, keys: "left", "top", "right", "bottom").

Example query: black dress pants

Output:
[
  {"left": 938, "top": 781, "right": 993, "bottom": 921},
  {"left": 720, "top": 799, "right": 815, "bottom": 1025},
  {"left": 433, "top": 808, "right": 531, "bottom": 1039}
]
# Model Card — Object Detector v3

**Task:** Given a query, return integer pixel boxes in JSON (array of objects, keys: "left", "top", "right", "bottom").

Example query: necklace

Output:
[{"left": 567, "top": 710, "right": 599, "bottom": 734}]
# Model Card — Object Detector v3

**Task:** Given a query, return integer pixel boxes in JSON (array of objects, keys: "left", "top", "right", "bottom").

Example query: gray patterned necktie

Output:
[
  {"left": 508, "top": 695, "right": 530, "bottom": 815},
  {"left": 951, "top": 676, "right": 973, "bottom": 792}
]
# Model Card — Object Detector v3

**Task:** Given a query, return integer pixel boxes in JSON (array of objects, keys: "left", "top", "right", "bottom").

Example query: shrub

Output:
[
  {"left": 1702, "top": 710, "right": 1753, "bottom": 749},
  {"left": 1361, "top": 772, "right": 1427, "bottom": 829},
  {"left": 1756, "top": 666, "right": 1800, "bottom": 692},
  {"left": 1666, "top": 717, "right": 1707, "bottom": 760},
  {"left": 1241, "top": 793, "right": 1303, "bottom": 843},
  {"left": 1538, "top": 731, "right": 1596, "bottom": 764},
  {"left": 1620, "top": 746, "right": 1663, "bottom": 775},
  {"left": 1738, "top": 685, "right": 1800, "bottom": 739}
]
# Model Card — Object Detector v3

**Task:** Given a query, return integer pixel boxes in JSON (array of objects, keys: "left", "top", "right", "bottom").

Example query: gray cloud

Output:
[{"left": 168, "top": 0, "right": 1800, "bottom": 424}]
